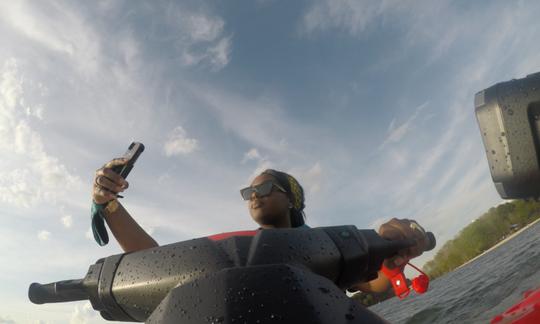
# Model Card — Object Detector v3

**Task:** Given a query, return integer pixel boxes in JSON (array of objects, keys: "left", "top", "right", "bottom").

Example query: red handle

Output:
[
  {"left": 381, "top": 265, "right": 410, "bottom": 299},
  {"left": 381, "top": 262, "right": 430, "bottom": 299}
]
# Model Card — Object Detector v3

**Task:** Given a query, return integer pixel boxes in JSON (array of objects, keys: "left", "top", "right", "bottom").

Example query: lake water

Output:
[{"left": 369, "top": 220, "right": 540, "bottom": 323}]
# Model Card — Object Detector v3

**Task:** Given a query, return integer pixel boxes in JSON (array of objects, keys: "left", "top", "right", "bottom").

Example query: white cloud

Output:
[
  {"left": 185, "top": 13, "right": 225, "bottom": 42},
  {"left": 37, "top": 230, "right": 50, "bottom": 241},
  {"left": 294, "top": 162, "right": 323, "bottom": 194},
  {"left": 298, "top": 0, "right": 502, "bottom": 69},
  {"left": 299, "top": 0, "right": 392, "bottom": 36},
  {"left": 23, "top": 104, "right": 44, "bottom": 119},
  {"left": 116, "top": 32, "right": 141, "bottom": 71},
  {"left": 0, "top": 2, "right": 77, "bottom": 55},
  {"left": 157, "top": 172, "right": 172, "bottom": 185},
  {"left": 248, "top": 159, "right": 275, "bottom": 182},
  {"left": 384, "top": 122, "right": 410, "bottom": 144},
  {"left": 207, "top": 36, "right": 232, "bottom": 70},
  {"left": 161, "top": 6, "right": 232, "bottom": 71},
  {"left": 0, "top": 58, "right": 23, "bottom": 109},
  {"left": 385, "top": 148, "right": 409, "bottom": 170},
  {"left": 85, "top": 228, "right": 93, "bottom": 240},
  {"left": 0, "top": 169, "right": 37, "bottom": 208},
  {"left": 379, "top": 102, "right": 428, "bottom": 150},
  {"left": 161, "top": 5, "right": 235, "bottom": 70},
  {"left": 61, "top": 214, "right": 73, "bottom": 228},
  {"left": 387, "top": 106, "right": 462, "bottom": 209},
  {"left": 185, "top": 83, "right": 307, "bottom": 156},
  {"left": 0, "top": 59, "right": 81, "bottom": 208},
  {"left": 0, "top": 316, "right": 16, "bottom": 324},
  {"left": 387, "top": 118, "right": 396, "bottom": 133},
  {"left": 242, "top": 148, "right": 261, "bottom": 163},
  {"left": 13, "top": 120, "right": 41, "bottom": 156},
  {"left": 180, "top": 35, "right": 232, "bottom": 71},
  {"left": 163, "top": 126, "right": 199, "bottom": 156},
  {"left": 431, "top": 139, "right": 474, "bottom": 195},
  {"left": 0, "top": 1, "right": 102, "bottom": 76},
  {"left": 70, "top": 302, "right": 96, "bottom": 324}
]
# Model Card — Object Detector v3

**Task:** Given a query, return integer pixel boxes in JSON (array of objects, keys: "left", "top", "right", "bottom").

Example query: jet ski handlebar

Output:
[{"left": 29, "top": 226, "right": 434, "bottom": 323}]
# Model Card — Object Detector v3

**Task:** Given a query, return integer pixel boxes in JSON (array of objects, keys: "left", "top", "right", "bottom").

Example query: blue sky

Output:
[{"left": 1, "top": 0, "right": 540, "bottom": 323}]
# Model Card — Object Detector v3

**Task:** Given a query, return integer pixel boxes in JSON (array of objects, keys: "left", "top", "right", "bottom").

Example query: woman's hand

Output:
[
  {"left": 350, "top": 218, "right": 432, "bottom": 293},
  {"left": 379, "top": 218, "right": 429, "bottom": 268},
  {"left": 92, "top": 158, "right": 129, "bottom": 204}
]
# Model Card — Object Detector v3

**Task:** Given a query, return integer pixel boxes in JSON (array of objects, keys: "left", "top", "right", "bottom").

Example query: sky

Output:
[{"left": 1, "top": 0, "right": 540, "bottom": 323}]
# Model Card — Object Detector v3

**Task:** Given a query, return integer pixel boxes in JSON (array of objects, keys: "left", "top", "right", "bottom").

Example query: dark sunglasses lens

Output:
[
  {"left": 257, "top": 181, "right": 274, "bottom": 196},
  {"left": 240, "top": 181, "right": 275, "bottom": 200},
  {"left": 240, "top": 187, "right": 254, "bottom": 200}
]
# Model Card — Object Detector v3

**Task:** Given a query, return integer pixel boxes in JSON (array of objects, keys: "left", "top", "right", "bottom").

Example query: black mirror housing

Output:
[{"left": 475, "top": 72, "right": 540, "bottom": 199}]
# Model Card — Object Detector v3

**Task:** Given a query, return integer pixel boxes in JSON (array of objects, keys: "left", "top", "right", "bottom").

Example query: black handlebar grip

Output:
[
  {"left": 385, "top": 238, "right": 416, "bottom": 253},
  {"left": 425, "top": 232, "right": 436, "bottom": 251},
  {"left": 383, "top": 231, "right": 436, "bottom": 253},
  {"left": 29, "top": 280, "right": 88, "bottom": 304}
]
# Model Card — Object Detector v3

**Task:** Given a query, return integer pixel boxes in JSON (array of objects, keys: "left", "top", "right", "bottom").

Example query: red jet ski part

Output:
[
  {"left": 381, "top": 264, "right": 410, "bottom": 299},
  {"left": 491, "top": 287, "right": 540, "bottom": 324},
  {"left": 381, "top": 262, "right": 430, "bottom": 299},
  {"left": 207, "top": 230, "right": 258, "bottom": 241}
]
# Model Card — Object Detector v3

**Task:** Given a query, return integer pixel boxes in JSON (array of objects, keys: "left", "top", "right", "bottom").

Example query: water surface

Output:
[{"left": 370, "top": 220, "right": 540, "bottom": 323}]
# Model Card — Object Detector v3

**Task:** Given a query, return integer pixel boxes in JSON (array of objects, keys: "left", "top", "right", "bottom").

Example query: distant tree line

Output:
[
  {"left": 423, "top": 199, "right": 540, "bottom": 279},
  {"left": 353, "top": 199, "right": 540, "bottom": 307}
]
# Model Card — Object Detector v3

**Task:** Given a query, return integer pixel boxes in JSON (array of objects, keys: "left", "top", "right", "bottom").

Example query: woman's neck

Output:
[{"left": 259, "top": 217, "right": 292, "bottom": 229}]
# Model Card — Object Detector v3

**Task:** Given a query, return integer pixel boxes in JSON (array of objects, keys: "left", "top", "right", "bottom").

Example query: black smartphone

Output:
[{"left": 111, "top": 142, "right": 145, "bottom": 179}]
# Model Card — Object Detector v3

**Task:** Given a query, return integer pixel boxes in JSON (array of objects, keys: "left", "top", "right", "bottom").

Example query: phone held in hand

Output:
[{"left": 111, "top": 142, "right": 145, "bottom": 179}]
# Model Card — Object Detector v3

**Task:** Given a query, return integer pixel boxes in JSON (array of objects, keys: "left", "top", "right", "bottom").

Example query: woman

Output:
[{"left": 92, "top": 158, "right": 430, "bottom": 293}]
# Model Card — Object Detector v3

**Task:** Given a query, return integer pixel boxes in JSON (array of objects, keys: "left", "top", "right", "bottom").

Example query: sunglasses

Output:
[{"left": 240, "top": 180, "right": 287, "bottom": 200}]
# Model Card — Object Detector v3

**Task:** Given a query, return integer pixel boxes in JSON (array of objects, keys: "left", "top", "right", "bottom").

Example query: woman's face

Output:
[{"left": 247, "top": 174, "right": 291, "bottom": 228}]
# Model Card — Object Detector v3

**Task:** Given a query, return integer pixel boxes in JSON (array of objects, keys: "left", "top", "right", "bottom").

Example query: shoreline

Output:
[{"left": 456, "top": 217, "right": 540, "bottom": 270}]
